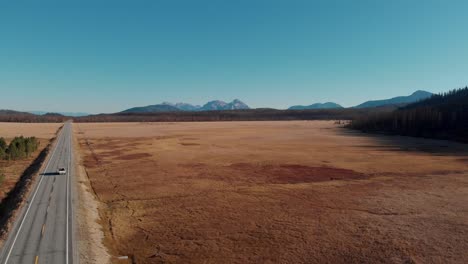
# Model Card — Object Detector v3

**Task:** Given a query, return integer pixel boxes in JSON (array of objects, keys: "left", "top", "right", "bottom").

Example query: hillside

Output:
[
  {"left": 0, "top": 110, "right": 67, "bottom": 123},
  {"left": 120, "top": 104, "right": 180, "bottom": 113},
  {"left": 28, "top": 111, "right": 89, "bottom": 117},
  {"left": 0, "top": 110, "right": 33, "bottom": 116},
  {"left": 349, "top": 87, "right": 468, "bottom": 142},
  {"left": 354, "top": 90, "right": 432, "bottom": 108},
  {"left": 162, "top": 102, "right": 201, "bottom": 111},
  {"left": 288, "top": 102, "right": 343, "bottom": 110}
]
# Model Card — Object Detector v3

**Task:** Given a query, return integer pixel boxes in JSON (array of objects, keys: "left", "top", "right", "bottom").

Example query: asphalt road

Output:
[{"left": 0, "top": 122, "right": 76, "bottom": 264}]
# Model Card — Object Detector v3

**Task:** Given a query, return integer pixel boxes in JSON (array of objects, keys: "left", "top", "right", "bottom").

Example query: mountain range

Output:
[
  {"left": 2, "top": 90, "right": 435, "bottom": 115},
  {"left": 286, "top": 90, "right": 433, "bottom": 110},
  {"left": 121, "top": 91, "right": 433, "bottom": 113},
  {"left": 121, "top": 99, "right": 250, "bottom": 113}
]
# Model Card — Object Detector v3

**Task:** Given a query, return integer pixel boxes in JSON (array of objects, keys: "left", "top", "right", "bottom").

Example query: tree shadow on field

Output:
[
  {"left": 0, "top": 141, "right": 50, "bottom": 236},
  {"left": 41, "top": 172, "right": 59, "bottom": 176},
  {"left": 337, "top": 127, "right": 468, "bottom": 158}
]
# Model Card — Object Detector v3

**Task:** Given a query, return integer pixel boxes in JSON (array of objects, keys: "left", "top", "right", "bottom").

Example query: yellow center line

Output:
[
  {"left": 41, "top": 224, "right": 45, "bottom": 236},
  {"left": 35, "top": 255, "right": 39, "bottom": 264}
]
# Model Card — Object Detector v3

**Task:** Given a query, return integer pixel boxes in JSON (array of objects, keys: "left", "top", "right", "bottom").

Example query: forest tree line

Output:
[
  {"left": 0, "top": 136, "right": 40, "bottom": 160},
  {"left": 0, "top": 110, "right": 68, "bottom": 123},
  {"left": 74, "top": 108, "right": 393, "bottom": 122},
  {"left": 349, "top": 87, "right": 468, "bottom": 142}
]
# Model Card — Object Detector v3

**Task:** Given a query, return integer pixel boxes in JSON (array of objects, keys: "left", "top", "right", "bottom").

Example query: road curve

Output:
[{"left": 0, "top": 122, "right": 76, "bottom": 264}]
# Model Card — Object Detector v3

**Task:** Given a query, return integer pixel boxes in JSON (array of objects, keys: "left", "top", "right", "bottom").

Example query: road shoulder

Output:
[{"left": 73, "top": 128, "right": 111, "bottom": 264}]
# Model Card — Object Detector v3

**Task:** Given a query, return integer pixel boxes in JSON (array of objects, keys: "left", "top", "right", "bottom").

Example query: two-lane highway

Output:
[{"left": 0, "top": 122, "right": 75, "bottom": 264}]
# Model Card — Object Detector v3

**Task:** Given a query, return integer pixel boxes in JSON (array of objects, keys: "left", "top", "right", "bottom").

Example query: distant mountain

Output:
[
  {"left": 224, "top": 99, "right": 250, "bottom": 110},
  {"left": 123, "top": 99, "right": 250, "bottom": 113},
  {"left": 161, "top": 102, "right": 201, "bottom": 111},
  {"left": 0, "top": 109, "right": 69, "bottom": 122},
  {"left": 43, "top": 112, "right": 65, "bottom": 116},
  {"left": 200, "top": 100, "right": 228, "bottom": 111},
  {"left": 354, "top": 90, "right": 433, "bottom": 108},
  {"left": 288, "top": 102, "right": 343, "bottom": 110},
  {"left": 120, "top": 104, "right": 180, "bottom": 113},
  {"left": 28, "top": 111, "right": 89, "bottom": 117},
  {"left": 199, "top": 99, "right": 248, "bottom": 111},
  {"left": 0, "top": 109, "right": 33, "bottom": 115},
  {"left": 199, "top": 99, "right": 250, "bottom": 111}
]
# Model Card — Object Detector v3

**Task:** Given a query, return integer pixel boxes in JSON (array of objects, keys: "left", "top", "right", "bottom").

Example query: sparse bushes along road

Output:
[{"left": 0, "top": 136, "right": 40, "bottom": 160}]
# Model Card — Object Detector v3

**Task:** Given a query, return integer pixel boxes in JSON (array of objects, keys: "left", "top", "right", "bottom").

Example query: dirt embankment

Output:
[
  {"left": 0, "top": 125, "right": 62, "bottom": 247},
  {"left": 73, "top": 126, "right": 112, "bottom": 264}
]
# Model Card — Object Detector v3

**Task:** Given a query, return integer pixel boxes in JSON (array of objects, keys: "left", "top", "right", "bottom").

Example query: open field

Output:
[
  {"left": 75, "top": 121, "right": 468, "bottom": 264},
  {"left": 0, "top": 122, "right": 62, "bottom": 139},
  {"left": 0, "top": 123, "right": 61, "bottom": 202}
]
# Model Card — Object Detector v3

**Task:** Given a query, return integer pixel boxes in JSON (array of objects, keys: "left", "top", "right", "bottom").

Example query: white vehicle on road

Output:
[{"left": 58, "top": 167, "right": 67, "bottom": 175}]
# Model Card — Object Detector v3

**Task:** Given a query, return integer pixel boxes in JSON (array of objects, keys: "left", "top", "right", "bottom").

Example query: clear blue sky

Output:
[{"left": 1, "top": 0, "right": 467, "bottom": 113}]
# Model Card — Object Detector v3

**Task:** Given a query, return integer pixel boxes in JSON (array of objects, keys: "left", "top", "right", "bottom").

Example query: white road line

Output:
[
  {"left": 66, "top": 124, "right": 70, "bottom": 264},
  {"left": 70, "top": 124, "right": 77, "bottom": 264},
  {"left": 3, "top": 126, "right": 64, "bottom": 264},
  {"left": 70, "top": 123, "right": 78, "bottom": 264}
]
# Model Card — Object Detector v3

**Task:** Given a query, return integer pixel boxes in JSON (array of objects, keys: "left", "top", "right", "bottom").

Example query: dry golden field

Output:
[
  {"left": 75, "top": 121, "right": 468, "bottom": 264},
  {"left": 0, "top": 123, "right": 61, "bottom": 201},
  {"left": 0, "top": 122, "right": 61, "bottom": 139}
]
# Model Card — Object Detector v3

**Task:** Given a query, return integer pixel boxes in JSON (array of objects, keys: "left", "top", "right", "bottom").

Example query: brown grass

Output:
[
  {"left": 0, "top": 122, "right": 61, "bottom": 138},
  {"left": 75, "top": 121, "right": 468, "bottom": 264}
]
